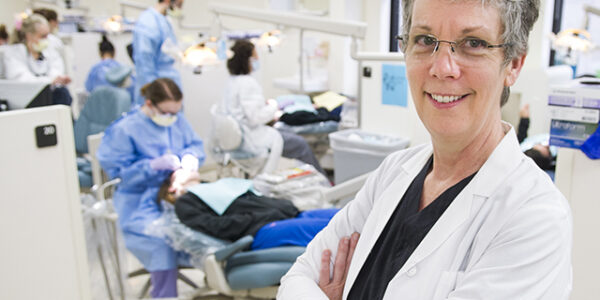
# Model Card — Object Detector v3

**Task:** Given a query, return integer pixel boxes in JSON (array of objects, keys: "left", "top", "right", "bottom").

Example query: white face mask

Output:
[
  {"left": 32, "top": 39, "right": 49, "bottom": 53},
  {"left": 167, "top": 6, "right": 183, "bottom": 19},
  {"left": 251, "top": 58, "right": 260, "bottom": 72},
  {"left": 151, "top": 112, "right": 178, "bottom": 127}
]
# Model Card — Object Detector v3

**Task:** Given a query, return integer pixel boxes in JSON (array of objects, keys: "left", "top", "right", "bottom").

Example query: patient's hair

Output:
[
  {"left": 158, "top": 179, "right": 177, "bottom": 204},
  {"left": 524, "top": 148, "right": 553, "bottom": 170},
  {"left": 99, "top": 35, "right": 115, "bottom": 57},
  {"left": 227, "top": 39, "right": 254, "bottom": 75},
  {"left": 141, "top": 78, "right": 182, "bottom": 104}
]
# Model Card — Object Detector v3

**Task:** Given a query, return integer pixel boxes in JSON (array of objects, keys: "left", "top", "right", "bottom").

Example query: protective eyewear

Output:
[{"left": 153, "top": 104, "right": 177, "bottom": 116}]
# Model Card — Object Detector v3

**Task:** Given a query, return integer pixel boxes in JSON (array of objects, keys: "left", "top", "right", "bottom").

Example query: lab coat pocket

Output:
[{"left": 433, "top": 271, "right": 461, "bottom": 299}]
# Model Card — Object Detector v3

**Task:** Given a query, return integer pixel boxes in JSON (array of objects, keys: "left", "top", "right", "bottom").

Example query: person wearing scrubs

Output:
[
  {"left": 4, "top": 13, "right": 72, "bottom": 105},
  {"left": 85, "top": 35, "right": 122, "bottom": 93},
  {"left": 131, "top": 0, "right": 183, "bottom": 106},
  {"left": 97, "top": 77, "right": 204, "bottom": 298},
  {"left": 278, "top": 0, "right": 572, "bottom": 299},
  {"left": 220, "top": 39, "right": 325, "bottom": 175}
]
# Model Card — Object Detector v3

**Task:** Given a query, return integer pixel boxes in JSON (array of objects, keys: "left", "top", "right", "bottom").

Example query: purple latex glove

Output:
[{"left": 149, "top": 154, "right": 181, "bottom": 171}]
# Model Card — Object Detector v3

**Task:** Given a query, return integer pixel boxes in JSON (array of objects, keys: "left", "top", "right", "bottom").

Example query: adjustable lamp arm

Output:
[{"left": 583, "top": 4, "right": 600, "bottom": 30}]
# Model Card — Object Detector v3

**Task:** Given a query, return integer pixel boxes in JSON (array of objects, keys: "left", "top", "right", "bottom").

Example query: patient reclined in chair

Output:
[
  {"left": 155, "top": 169, "right": 338, "bottom": 251},
  {"left": 145, "top": 170, "right": 337, "bottom": 295}
]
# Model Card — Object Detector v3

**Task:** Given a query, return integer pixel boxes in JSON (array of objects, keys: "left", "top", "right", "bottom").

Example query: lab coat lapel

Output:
[
  {"left": 397, "top": 181, "right": 474, "bottom": 276},
  {"left": 393, "top": 123, "right": 523, "bottom": 277},
  {"left": 344, "top": 145, "right": 433, "bottom": 293}
]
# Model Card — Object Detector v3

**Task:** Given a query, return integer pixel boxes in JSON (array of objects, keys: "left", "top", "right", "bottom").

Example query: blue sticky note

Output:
[{"left": 381, "top": 64, "right": 408, "bottom": 107}]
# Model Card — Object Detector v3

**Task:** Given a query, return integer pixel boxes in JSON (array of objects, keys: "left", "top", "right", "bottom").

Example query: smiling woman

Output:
[{"left": 277, "top": 1, "right": 573, "bottom": 299}]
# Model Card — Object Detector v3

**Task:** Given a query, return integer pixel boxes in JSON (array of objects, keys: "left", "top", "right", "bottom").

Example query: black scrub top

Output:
[{"left": 347, "top": 156, "right": 476, "bottom": 300}]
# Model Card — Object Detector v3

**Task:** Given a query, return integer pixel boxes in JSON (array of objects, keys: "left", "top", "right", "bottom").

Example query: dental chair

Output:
[
  {"left": 209, "top": 104, "right": 274, "bottom": 178},
  {"left": 203, "top": 236, "right": 305, "bottom": 298},
  {"left": 148, "top": 172, "right": 371, "bottom": 299},
  {"left": 74, "top": 86, "right": 131, "bottom": 188}
]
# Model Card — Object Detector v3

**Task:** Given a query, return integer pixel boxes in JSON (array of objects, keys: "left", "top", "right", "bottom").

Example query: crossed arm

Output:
[{"left": 318, "top": 232, "right": 360, "bottom": 300}]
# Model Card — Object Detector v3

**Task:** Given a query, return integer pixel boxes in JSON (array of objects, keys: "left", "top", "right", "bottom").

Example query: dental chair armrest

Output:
[
  {"left": 214, "top": 235, "right": 254, "bottom": 262},
  {"left": 321, "top": 171, "right": 371, "bottom": 207},
  {"left": 91, "top": 177, "right": 121, "bottom": 202}
]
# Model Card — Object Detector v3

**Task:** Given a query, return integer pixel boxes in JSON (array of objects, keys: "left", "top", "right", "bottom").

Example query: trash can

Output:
[{"left": 329, "top": 129, "right": 409, "bottom": 184}]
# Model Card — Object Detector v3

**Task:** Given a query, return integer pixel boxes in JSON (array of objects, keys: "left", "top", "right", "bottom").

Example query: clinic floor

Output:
[
  {"left": 84, "top": 168, "right": 254, "bottom": 300},
  {"left": 86, "top": 232, "right": 236, "bottom": 300},
  {"left": 84, "top": 164, "right": 306, "bottom": 300}
]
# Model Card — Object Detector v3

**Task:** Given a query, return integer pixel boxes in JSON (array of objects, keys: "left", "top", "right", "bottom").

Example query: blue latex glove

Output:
[
  {"left": 150, "top": 154, "right": 181, "bottom": 171},
  {"left": 580, "top": 126, "right": 600, "bottom": 159}
]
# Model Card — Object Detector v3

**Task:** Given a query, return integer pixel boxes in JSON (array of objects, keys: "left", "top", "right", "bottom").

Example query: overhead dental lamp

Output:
[
  {"left": 257, "top": 30, "right": 282, "bottom": 52},
  {"left": 103, "top": 15, "right": 124, "bottom": 33},
  {"left": 183, "top": 43, "right": 219, "bottom": 74}
]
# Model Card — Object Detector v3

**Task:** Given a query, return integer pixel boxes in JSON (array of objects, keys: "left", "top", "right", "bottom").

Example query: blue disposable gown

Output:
[
  {"left": 97, "top": 109, "right": 205, "bottom": 271},
  {"left": 85, "top": 58, "right": 121, "bottom": 92},
  {"left": 132, "top": 8, "right": 182, "bottom": 106}
]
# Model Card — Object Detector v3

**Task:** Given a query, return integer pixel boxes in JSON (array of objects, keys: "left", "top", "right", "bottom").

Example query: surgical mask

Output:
[
  {"left": 167, "top": 6, "right": 183, "bottom": 19},
  {"left": 151, "top": 112, "right": 178, "bottom": 127},
  {"left": 32, "top": 39, "right": 49, "bottom": 53},
  {"left": 251, "top": 58, "right": 260, "bottom": 72}
]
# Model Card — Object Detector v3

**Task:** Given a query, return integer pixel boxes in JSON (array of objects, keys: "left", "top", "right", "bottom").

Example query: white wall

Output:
[
  {"left": 555, "top": 148, "right": 600, "bottom": 300},
  {"left": 360, "top": 60, "right": 430, "bottom": 146},
  {"left": 358, "top": 0, "right": 428, "bottom": 146},
  {"left": 0, "top": 1, "right": 28, "bottom": 37}
]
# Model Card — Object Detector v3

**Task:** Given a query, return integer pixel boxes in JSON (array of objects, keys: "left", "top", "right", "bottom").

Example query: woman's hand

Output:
[
  {"left": 319, "top": 232, "right": 360, "bottom": 300},
  {"left": 52, "top": 75, "right": 71, "bottom": 86}
]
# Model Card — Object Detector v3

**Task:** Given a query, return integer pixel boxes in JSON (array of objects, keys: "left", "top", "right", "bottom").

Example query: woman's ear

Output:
[{"left": 504, "top": 54, "right": 527, "bottom": 87}]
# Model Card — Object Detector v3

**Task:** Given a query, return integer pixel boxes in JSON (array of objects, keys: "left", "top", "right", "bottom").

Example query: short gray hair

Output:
[{"left": 401, "top": 0, "right": 540, "bottom": 106}]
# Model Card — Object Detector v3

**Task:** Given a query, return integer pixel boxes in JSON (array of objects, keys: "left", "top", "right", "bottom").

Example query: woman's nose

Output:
[{"left": 428, "top": 44, "right": 461, "bottom": 79}]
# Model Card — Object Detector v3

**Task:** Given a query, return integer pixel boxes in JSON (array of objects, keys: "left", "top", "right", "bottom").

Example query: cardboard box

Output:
[{"left": 548, "top": 83, "right": 600, "bottom": 149}]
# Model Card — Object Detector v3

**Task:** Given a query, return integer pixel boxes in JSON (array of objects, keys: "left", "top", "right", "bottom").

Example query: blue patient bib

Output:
[{"left": 186, "top": 178, "right": 255, "bottom": 215}]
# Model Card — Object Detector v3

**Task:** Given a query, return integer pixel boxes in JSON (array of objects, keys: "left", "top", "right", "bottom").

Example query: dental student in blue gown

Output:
[
  {"left": 97, "top": 77, "right": 204, "bottom": 298},
  {"left": 131, "top": 0, "right": 183, "bottom": 106}
]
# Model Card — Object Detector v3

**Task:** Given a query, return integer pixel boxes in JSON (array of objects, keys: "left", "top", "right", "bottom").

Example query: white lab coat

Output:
[
  {"left": 2, "top": 43, "right": 64, "bottom": 83},
  {"left": 278, "top": 124, "right": 572, "bottom": 300},
  {"left": 219, "top": 75, "right": 281, "bottom": 157}
]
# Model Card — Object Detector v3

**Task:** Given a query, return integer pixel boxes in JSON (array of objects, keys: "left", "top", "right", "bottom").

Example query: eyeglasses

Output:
[
  {"left": 396, "top": 34, "right": 511, "bottom": 61},
  {"left": 153, "top": 104, "right": 177, "bottom": 116}
]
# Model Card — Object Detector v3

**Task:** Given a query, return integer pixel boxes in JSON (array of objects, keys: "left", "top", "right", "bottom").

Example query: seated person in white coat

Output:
[
  {"left": 278, "top": 0, "right": 572, "bottom": 299},
  {"left": 219, "top": 39, "right": 325, "bottom": 175},
  {"left": 4, "top": 14, "right": 72, "bottom": 106},
  {"left": 32, "top": 8, "right": 64, "bottom": 57}
]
